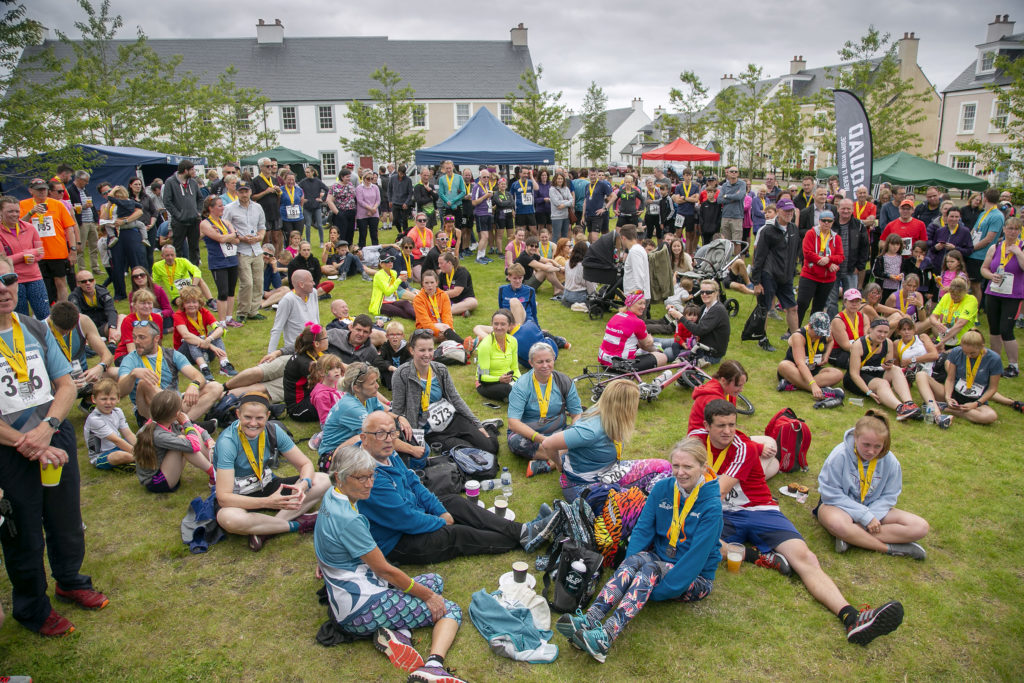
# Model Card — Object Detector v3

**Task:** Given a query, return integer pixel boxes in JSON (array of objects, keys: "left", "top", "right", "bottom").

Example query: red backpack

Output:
[{"left": 764, "top": 408, "right": 811, "bottom": 473}]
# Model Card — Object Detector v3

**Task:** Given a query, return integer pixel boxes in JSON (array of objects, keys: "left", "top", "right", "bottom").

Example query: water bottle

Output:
[
  {"left": 500, "top": 467, "right": 513, "bottom": 498},
  {"left": 563, "top": 559, "right": 586, "bottom": 596},
  {"left": 479, "top": 478, "right": 503, "bottom": 492}
]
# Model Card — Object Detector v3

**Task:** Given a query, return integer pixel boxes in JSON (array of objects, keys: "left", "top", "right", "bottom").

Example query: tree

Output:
[
  {"left": 955, "top": 52, "right": 1024, "bottom": 179},
  {"left": 579, "top": 82, "right": 609, "bottom": 165},
  {"left": 763, "top": 86, "right": 809, "bottom": 174},
  {"left": 339, "top": 65, "right": 425, "bottom": 166},
  {"left": 504, "top": 65, "right": 568, "bottom": 161},
  {"left": 729, "top": 64, "right": 774, "bottom": 176},
  {"left": 708, "top": 86, "right": 739, "bottom": 165},
  {"left": 664, "top": 70, "right": 709, "bottom": 143},
  {"left": 810, "top": 26, "right": 932, "bottom": 161}
]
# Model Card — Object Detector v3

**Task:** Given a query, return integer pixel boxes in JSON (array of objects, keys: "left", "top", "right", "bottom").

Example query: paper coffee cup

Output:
[
  {"left": 40, "top": 461, "right": 63, "bottom": 487},
  {"left": 512, "top": 561, "right": 529, "bottom": 583},
  {"left": 465, "top": 480, "right": 480, "bottom": 498},
  {"left": 494, "top": 497, "right": 508, "bottom": 512}
]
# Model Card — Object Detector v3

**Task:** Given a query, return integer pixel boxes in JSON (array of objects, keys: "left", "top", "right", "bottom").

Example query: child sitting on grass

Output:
[
  {"left": 83, "top": 378, "right": 137, "bottom": 471},
  {"left": 133, "top": 390, "right": 216, "bottom": 493}
]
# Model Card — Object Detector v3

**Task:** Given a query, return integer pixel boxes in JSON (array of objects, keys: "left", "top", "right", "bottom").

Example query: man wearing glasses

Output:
[
  {"left": 116, "top": 320, "right": 222, "bottom": 425},
  {"left": 717, "top": 167, "right": 746, "bottom": 255},
  {"left": 19, "top": 178, "right": 79, "bottom": 303},
  {"left": 676, "top": 279, "right": 731, "bottom": 365},
  {"left": 0, "top": 254, "right": 108, "bottom": 637},
  {"left": 354, "top": 410, "right": 554, "bottom": 564},
  {"left": 68, "top": 270, "right": 122, "bottom": 345}
]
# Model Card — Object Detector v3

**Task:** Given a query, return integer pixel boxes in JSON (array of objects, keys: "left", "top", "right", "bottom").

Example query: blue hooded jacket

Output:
[{"left": 357, "top": 453, "right": 448, "bottom": 555}]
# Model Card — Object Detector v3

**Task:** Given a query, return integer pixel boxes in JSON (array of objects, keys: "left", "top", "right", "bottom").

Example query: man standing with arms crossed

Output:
[
  {"left": 223, "top": 180, "right": 267, "bottom": 323},
  {"left": 718, "top": 166, "right": 746, "bottom": 255},
  {"left": 252, "top": 158, "right": 283, "bottom": 256},
  {"left": 162, "top": 161, "right": 203, "bottom": 265},
  {"left": 583, "top": 168, "right": 615, "bottom": 243}
]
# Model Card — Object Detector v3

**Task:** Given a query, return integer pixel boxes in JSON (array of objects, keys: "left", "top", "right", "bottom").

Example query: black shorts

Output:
[
  {"left": 476, "top": 215, "right": 493, "bottom": 232},
  {"left": 40, "top": 258, "right": 69, "bottom": 280},
  {"left": 586, "top": 215, "right": 609, "bottom": 234},
  {"left": 966, "top": 257, "right": 985, "bottom": 283},
  {"left": 212, "top": 266, "right": 239, "bottom": 300},
  {"left": 843, "top": 368, "right": 886, "bottom": 396},
  {"left": 515, "top": 213, "right": 537, "bottom": 228},
  {"left": 496, "top": 212, "right": 513, "bottom": 230},
  {"left": 247, "top": 475, "right": 299, "bottom": 499}
]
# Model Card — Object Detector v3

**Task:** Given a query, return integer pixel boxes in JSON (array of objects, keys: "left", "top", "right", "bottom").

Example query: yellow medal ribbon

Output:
[
  {"left": 854, "top": 201, "right": 867, "bottom": 220},
  {"left": 403, "top": 254, "right": 413, "bottom": 276},
  {"left": 259, "top": 173, "right": 274, "bottom": 190},
  {"left": 898, "top": 289, "right": 907, "bottom": 313},
  {"left": 943, "top": 299, "right": 964, "bottom": 326},
  {"left": 210, "top": 217, "right": 230, "bottom": 235},
  {"left": 443, "top": 271, "right": 453, "bottom": 290},
  {"left": 667, "top": 473, "right": 713, "bottom": 548},
  {"left": 588, "top": 182, "right": 597, "bottom": 199},
  {"left": 805, "top": 330, "right": 821, "bottom": 366},
  {"left": 842, "top": 311, "right": 861, "bottom": 339},
  {"left": 188, "top": 312, "right": 207, "bottom": 337},
  {"left": 445, "top": 174, "right": 454, "bottom": 195},
  {"left": 896, "top": 338, "right": 913, "bottom": 361},
  {"left": 977, "top": 206, "right": 996, "bottom": 231},
  {"left": 239, "top": 424, "right": 266, "bottom": 482},
  {"left": 141, "top": 346, "right": 164, "bottom": 382},
  {"left": 860, "top": 338, "right": 877, "bottom": 368},
  {"left": 540, "top": 243, "right": 551, "bottom": 259},
  {"left": 0, "top": 312, "right": 30, "bottom": 382},
  {"left": 427, "top": 293, "right": 441, "bottom": 322},
  {"left": 419, "top": 366, "right": 433, "bottom": 412},
  {"left": 648, "top": 190, "right": 657, "bottom": 201},
  {"left": 48, "top": 320, "right": 73, "bottom": 361},
  {"left": 513, "top": 242, "right": 522, "bottom": 259},
  {"left": 964, "top": 350, "right": 984, "bottom": 389},
  {"left": 818, "top": 230, "right": 830, "bottom": 256},
  {"left": 284, "top": 185, "right": 296, "bottom": 206},
  {"left": 682, "top": 182, "right": 692, "bottom": 199},
  {"left": 226, "top": 192, "right": 238, "bottom": 203},
  {"left": 83, "top": 292, "right": 97, "bottom": 308},
  {"left": 533, "top": 373, "right": 552, "bottom": 419},
  {"left": 614, "top": 440, "right": 623, "bottom": 461},
  {"left": 706, "top": 438, "right": 728, "bottom": 475},
  {"left": 999, "top": 240, "right": 1022, "bottom": 268},
  {"left": 760, "top": 197, "right": 766, "bottom": 212},
  {"left": 855, "top": 447, "right": 878, "bottom": 502}
]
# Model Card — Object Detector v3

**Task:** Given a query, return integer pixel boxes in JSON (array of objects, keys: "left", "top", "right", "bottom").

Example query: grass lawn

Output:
[{"left": 1, "top": 233, "right": 1022, "bottom": 682}]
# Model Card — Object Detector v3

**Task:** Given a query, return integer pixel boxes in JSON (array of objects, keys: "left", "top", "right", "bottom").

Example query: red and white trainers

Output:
[
  {"left": 38, "top": 609, "right": 76, "bottom": 637},
  {"left": 374, "top": 627, "right": 424, "bottom": 673},
  {"left": 55, "top": 586, "right": 109, "bottom": 610}
]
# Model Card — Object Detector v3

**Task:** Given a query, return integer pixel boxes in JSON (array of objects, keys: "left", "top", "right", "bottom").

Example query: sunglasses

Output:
[
  {"left": 700, "top": 290, "right": 716, "bottom": 295},
  {"left": 820, "top": 219, "right": 834, "bottom": 223},
  {"left": 132, "top": 319, "right": 156, "bottom": 328},
  {"left": 0, "top": 273, "right": 18, "bottom": 286},
  {"left": 78, "top": 277, "right": 95, "bottom": 284},
  {"left": 415, "top": 218, "right": 428, "bottom": 223},
  {"left": 132, "top": 272, "right": 147, "bottom": 279}
]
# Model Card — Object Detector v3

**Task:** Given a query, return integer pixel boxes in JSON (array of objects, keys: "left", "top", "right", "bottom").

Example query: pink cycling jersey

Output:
[{"left": 598, "top": 312, "right": 648, "bottom": 366}]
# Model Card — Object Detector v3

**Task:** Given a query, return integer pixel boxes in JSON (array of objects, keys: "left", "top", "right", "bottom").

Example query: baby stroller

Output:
[
  {"left": 583, "top": 261, "right": 625, "bottom": 320},
  {"left": 680, "top": 238, "right": 748, "bottom": 318}
]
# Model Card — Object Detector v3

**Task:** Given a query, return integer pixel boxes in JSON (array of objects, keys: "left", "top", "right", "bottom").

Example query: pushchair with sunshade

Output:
[{"left": 679, "top": 238, "right": 748, "bottom": 318}]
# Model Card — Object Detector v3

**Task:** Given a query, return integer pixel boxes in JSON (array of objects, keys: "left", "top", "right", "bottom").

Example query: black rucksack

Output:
[
  {"left": 416, "top": 456, "right": 465, "bottom": 496},
  {"left": 741, "top": 303, "right": 768, "bottom": 341},
  {"left": 538, "top": 498, "right": 603, "bottom": 613}
]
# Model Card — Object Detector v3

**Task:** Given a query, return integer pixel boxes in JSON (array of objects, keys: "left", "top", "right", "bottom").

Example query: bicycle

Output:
[{"left": 571, "top": 344, "right": 756, "bottom": 414}]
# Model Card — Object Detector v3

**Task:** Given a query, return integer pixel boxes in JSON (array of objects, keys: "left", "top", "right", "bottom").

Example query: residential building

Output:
[
  {"left": 18, "top": 20, "right": 533, "bottom": 181},
  {"left": 937, "top": 14, "right": 1022, "bottom": 182},
  {"left": 563, "top": 98, "right": 650, "bottom": 168}
]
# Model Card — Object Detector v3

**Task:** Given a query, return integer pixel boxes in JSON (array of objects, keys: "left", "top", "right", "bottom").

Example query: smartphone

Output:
[
  {"left": 278, "top": 484, "right": 297, "bottom": 496},
  {"left": 483, "top": 402, "right": 501, "bottom": 409}
]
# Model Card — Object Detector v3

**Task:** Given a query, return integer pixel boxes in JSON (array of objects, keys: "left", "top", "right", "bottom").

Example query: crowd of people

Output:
[{"left": 0, "top": 156, "right": 1020, "bottom": 680}]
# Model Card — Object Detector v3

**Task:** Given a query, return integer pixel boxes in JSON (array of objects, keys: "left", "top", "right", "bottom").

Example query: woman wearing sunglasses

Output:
[{"left": 128, "top": 267, "right": 173, "bottom": 333}]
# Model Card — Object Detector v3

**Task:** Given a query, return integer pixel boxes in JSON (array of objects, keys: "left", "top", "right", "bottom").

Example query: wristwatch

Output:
[{"left": 45, "top": 416, "right": 61, "bottom": 431}]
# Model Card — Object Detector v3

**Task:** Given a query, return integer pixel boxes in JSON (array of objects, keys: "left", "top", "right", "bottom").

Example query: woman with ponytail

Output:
[{"left": 283, "top": 322, "right": 329, "bottom": 421}]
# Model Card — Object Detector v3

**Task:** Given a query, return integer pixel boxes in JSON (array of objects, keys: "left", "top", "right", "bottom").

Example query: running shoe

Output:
[
  {"left": 886, "top": 542, "right": 926, "bottom": 560},
  {"left": 374, "top": 627, "right": 424, "bottom": 673},
  {"left": 55, "top": 586, "right": 109, "bottom": 610},
  {"left": 895, "top": 402, "right": 921, "bottom": 422},
  {"left": 780, "top": 332, "right": 793, "bottom": 342},
  {"left": 758, "top": 338, "right": 776, "bottom": 353},
  {"left": 249, "top": 313, "right": 267, "bottom": 321},
  {"left": 526, "top": 460, "right": 551, "bottom": 477},
  {"left": 776, "top": 379, "right": 795, "bottom": 392},
  {"left": 201, "top": 366, "right": 216, "bottom": 383},
  {"left": 225, "top": 319, "right": 244, "bottom": 328},
  {"left": 296, "top": 512, "right": 318, "bottom": 534},
  {"left": 481, "top": 418, "right": 503, "bottom": 431},
  {"left": 220, "top": 361, "right": 238, "bottom": 377},
  {"left": 407, "top": 664, "right": 467, "bottom": 682},
  {"left": 248, "top": 534, "right": 269, "bottom": 552},
  {"left": 1004, "top": 365, "right": 1020, "bottom": 378},
  {"left": 846, "top": 601, "right": 904, "bottom": 645},
  {"left": 38, "top": 610, "right": 75, "bottom": 637},
  {"left": 570, "top": 302, "right": 589, "bottom": 312},
  {"left": 754, "top": 551, "right": 792, "bottom": 576},
  {"left": 935, "top": 414, "right": 953, "bottom": 429},
  {"left": 475, "top": 256, "right": 493, "bottom": 265},
  {"left": 835, "top": 537, "right": 849, "bottom": 554},
  {"left": 462, "top": 336, "right": 477, "bottom": 362},
  {"left": 573, "top": 625, "right": 611, "bottom": 663},
  {"left": 362, "top": 272, "right": 374, "bottom": 282},
  {"left": 556, "top": 609, "right": 598, "bottom": 644}
]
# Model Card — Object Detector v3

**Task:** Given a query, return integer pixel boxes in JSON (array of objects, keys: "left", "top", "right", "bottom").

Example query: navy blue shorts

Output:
[
  {"left": 762, "top": 276, "right": 797, "bottom": 310},
  {"left": 721, "top": 508, "right": 802, "bottom": 553}
]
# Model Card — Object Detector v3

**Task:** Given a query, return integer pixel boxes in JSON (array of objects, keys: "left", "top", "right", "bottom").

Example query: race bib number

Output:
[
  {"left": 486, "top": 199, "right": 493, "bottom": 212},
  {"left": 32, "top": 215, "right": 56, "bottom": 238},
  {"left": 71, "top": 359, "right": 83, "bottom": 376},
  {"left": 502, "top": 208, "right": 513, "bottom": 215},
  {"left": 0, "top": 350, "right": 53, "bottom": 415},
  {"left": 648, "top": 203, "right": 660, "bottom": 216},
  {"left": 970, "top": 228, "right": 981, "bottom": 245},
  {"left": 220, "top": 242, "right": 238, "bottom": 257},
  {"left": 901, "top": 237, "right": 912, "bottom": 256},
  {"left": 521, "top": 192, "right": 533, "bottom": 206},
  {"left": 954, "top": 378, "right": 983, "bottom": 400},
  {"left": 674, "top": 214, "right": 685, "bottom": 228},
  {"left": 426, "top": 399, "right": 456, "bottom": 432},
  {"left": 285, "top": 204, "right": 301, "bottom": 220},
  {"left": 990, "top": 271, "right": 1015, "bottom": 295},
  {"left": 174, "top": 278, "right": 191, "bottom": 292}
]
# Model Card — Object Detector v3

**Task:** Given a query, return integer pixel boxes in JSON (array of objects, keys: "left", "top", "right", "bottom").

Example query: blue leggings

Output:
[
  {"left": 344, "top": 573, "right": 462, "bottom": 635},
  {"left": 14, "top": 279, "right": 50, "bottom": 320}
]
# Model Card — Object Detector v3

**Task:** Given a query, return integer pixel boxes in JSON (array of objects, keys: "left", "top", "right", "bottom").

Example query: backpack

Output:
[
  {"left": 764, "top": 407, "right": 812, "bottom": 473},
  {"left": 536, "top": 497, "right": 597, "bottom": 574},
  {"left": 416, "top": 456, "right": 465, "bottom": 496},
  {"left": 541, "top": 538, "right": 604, "bottom": 614},
  {"left": 434, "top": 340, "right": 466, "bottom": 365},
  {"left": 205, "top": 392, "right": 241, "bottom": 427},
  {"left": 448, "top": 446, "right": 499, "bottom": 480},
  {"left": 741, "top": 303, "right": 768, "bottom": 341}
]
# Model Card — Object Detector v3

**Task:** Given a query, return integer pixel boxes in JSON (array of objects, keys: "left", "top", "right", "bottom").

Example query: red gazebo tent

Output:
[{"left": 641, "top": 137, "right": 720, "bottom": 161}]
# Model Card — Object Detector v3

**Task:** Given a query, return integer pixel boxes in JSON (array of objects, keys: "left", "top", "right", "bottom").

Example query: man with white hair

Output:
[
  {"left": 266, "top": 269, "right": 319, "bottom": 353},
  {"left": 252, "top": 157, "right": 283, "bottom": 255}
]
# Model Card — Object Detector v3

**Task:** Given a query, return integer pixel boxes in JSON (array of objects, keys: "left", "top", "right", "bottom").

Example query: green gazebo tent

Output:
[
  {"left": 816, "top": 151, "right": 989, "bottom": 191},
  {"left": 240, "top": 146, "right": 320, "bottom": 176}
]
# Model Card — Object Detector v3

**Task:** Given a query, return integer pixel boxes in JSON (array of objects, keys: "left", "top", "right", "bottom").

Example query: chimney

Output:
[
  {"left": 897, "top": 32, "right": 919, "bottom": 78},
  {"left": 720, "top": 73, "right": 737, "bottom": 89},
  {"left": 790, "top": 55, "right": 806, "bottom": 74},
  {"left": 986, "top": 14, "right": 1015, "bottom": 42},
  {"left": 510, "top": 23, "right": 528, "bottom": 47},
  {"left": 632, "top": 97, "right": 644, "bottom": 112},
  {"left": 654, "top": 106, "right": 666, "bottom": 118},
  {"left": 256, "top": 18, "right": 284, "bottom": 45}
]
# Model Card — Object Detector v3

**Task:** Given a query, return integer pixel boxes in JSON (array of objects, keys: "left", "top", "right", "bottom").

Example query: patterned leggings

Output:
[
  {"left": 344, "top": 573, "right": 462, "bottom": 635},
  {"left": 586, "top": 551, "right": 712, "bottom": 642},
  {"left": 561, "top": 458, "right": 671, "bottom": 499}
]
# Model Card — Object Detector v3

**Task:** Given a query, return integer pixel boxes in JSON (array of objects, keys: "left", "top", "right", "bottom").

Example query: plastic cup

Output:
[
  {"left": 40, "top": 461, "right": 63, "bottom": 487},
  {"left": 726, "top": 542, "right": 744, "bottom": 574},
  {"left": 74, "top": 203, "right": 82, "bottom": 214},
  {"left": 849, "top": 397, "right": 865, "bottom": 407},
  {"left": 512, "top": 561, "right": 529, "bottom": 583}
]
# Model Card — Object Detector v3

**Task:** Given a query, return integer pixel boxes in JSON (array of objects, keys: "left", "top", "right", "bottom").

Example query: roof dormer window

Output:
[{"left": 979, "top": 50, "right": 996, "bottom": 73}]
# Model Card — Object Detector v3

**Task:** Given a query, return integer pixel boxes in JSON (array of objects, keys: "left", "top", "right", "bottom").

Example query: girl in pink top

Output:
[
  {"left": 938, "top": 251, "right": 969, "bottom": 298},
  {"left": 598, "top": 292, "right": 669, "bottom": 368},
  {"left": 310, "top": 354, "right": 344, "bottom": 425},
  {"left": 355, "top": 170, "right": 381, "bottom": 248}
]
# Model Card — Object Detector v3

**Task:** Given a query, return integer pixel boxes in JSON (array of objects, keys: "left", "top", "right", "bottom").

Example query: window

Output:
[
  {"left": 500, "top": 102, "right": 514, "bottom": 125},
  {"left": 411, "top": 104, "right": 427, "bottom": 128},
  {"left": 320, "top": 152, "right": 337, "bottom": 177},
  {"left": 991, "top": 100, "right": 1009, "bottom": 132},
  {"left": 813, "top": 110, "right": 826, "bottom": 136},
  {"left": 980, "top": 51, "right": 996, "bottom": 72},
  {"left": 235, "top": 107, "right": 251, "bottom": 131},
  {"left": 280, "top": 105, "right": 297, "bottom": 132},
  {"left": 317, "top": 105, "right": 334, "bottom": 131},
  {"left": 949, "top": 155, "right": 975, "bottom": 175},
  {"left": 455, "top": 103, "right": 471, "bottom": 127},
  {"left": 959, "top": 102, "right": 977, "bottom": 134}
]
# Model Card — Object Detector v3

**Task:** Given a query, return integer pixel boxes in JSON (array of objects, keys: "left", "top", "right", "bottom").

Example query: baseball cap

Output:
[
  {"left": 808, "top": 311, "right": 831, "bottom": 338},
  {"left": 899, "top": 199, "right": 914, "bottom": 208},
  {"left": 29, "top": 178, "right": 47, "bottom": 190},
  {"left": 819, "top": 210, "right": 835, "bottom": 221},
  {"left": 380, "top": 254, "right": 396, "bottom": 263},
  {"left": 843, "top": 288, "right": 863, "bottom": 301},
  {"left": 236, "top": 180, "right": 251, "bottom": 190},
  {"left": 776, "top": 198, "right": 795, "bottom": 211},
  {"left": 337, "top": 240, "right": 349, "bottom": 246},
  {"left": 346, "top": 160, "right": 355, "bottom": 167}
]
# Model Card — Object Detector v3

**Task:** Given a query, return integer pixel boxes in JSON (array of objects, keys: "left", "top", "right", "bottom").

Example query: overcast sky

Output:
[{"left": 27, "top": 0, "right": 1014, "bottom": 114}]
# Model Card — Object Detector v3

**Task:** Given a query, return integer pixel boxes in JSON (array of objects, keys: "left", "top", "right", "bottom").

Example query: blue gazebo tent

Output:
[{"left": 415, "top": 107, "right": 554, "bottom": 166}]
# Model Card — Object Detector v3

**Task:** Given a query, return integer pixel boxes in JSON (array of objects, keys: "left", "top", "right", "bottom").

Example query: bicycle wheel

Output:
[
  {"left": 677, "top": 367, "right": 712, "bottom": 389},
  {"left": 573, "top": 371, "right": 620, "bottom": 403},
  {"left": 726, "top": 298, "right": 740, "bottom": 317},
  {"left": 735, "top": 393, "right": 755, "bottom": 416}
]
